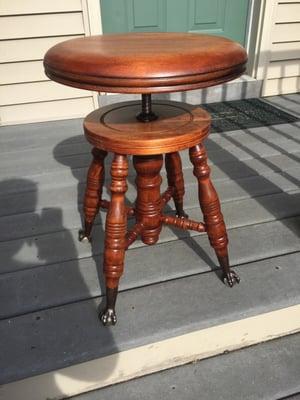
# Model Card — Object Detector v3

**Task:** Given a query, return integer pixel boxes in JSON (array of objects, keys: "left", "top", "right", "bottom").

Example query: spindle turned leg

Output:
[
  {"left": 133, "top": 154, "right": 163, "bottom": 245},
  {"left": 189, "top": 143, "right": 240, "bottom": 287},
  {"left": 79, "top": 148, "right": 107, "bottom": 242},
  {"left": 100, "top": 154, "right": 128, "bottom": 326},
  {"left": 165, "top": 152, "right": 188, "bottom": 218}
]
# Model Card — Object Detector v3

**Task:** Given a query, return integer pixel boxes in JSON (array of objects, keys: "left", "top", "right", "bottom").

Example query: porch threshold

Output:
[{"left": 1, "top": 303, "right": 299, "bottom": 400}]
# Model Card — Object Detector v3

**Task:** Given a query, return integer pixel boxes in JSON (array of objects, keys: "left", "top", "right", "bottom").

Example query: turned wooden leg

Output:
[
  {"left": 189, "top": 143, "right": 240, "bottom": 287},
  {"left": 165, "top": 152, "right": 188, "bottom": 218},
  {"left": 79, "top": 147, "right": 107, "bottom": 242},
  {"left": 100, "top": 154, "right": 128, "bottom": 326},
  {"left": 133, "top": 155, "right": 163, "bottom": 245}
]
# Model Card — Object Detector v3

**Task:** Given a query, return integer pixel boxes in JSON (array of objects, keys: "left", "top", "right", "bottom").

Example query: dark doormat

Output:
[{"left": 201, "top": 98, "right": 299, "bottom": 133}]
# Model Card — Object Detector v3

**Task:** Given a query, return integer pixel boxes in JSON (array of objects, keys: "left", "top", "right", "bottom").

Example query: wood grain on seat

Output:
[
  {"left": 44, "top": 32, "right": 247, "bottom": 94},
  {"left": 83, "top": 101, "right": 211, "bottom": 155}
]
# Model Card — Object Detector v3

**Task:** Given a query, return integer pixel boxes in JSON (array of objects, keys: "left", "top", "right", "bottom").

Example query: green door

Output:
[{"left": 100, "top": 0, "right": 249, "bottom": 45}]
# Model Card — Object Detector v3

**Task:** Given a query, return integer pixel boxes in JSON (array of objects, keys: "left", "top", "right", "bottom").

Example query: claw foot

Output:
[
  {"left": 99, "top": 308, "right": 117, "bottom": 326},
  {"left": 78, "top": 229, "right": 91, "bottom": 242},
  {"left": 223, "top": 270, "right": 240, "bottom": 287}
]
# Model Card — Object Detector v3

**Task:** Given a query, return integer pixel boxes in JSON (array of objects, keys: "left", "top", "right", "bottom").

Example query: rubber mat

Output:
[{"left": 201, "top": 98, "right": 299, "bottom": 133}]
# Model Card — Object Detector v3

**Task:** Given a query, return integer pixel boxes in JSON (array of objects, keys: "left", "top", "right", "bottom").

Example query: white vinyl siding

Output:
[
  {"left": 0, "top": 35, "right": 84, "bottom": 63},
  {"left": 271, "top": 42, "right": 300, "bottom": 61},
  {"left": 266, "top": 60, "right": 300, "bottom": 79},
  {"left": 260, "top": 1, "right": 300, "bottom": 96},
  {"left": 0, "top": 61, "right": 51, "bottom": 85},
  {"left": 0, "top": 0, "right": 82, "bottom": 16},
  {"left": 0, "top": 13, "right": 85, "bottom": 40},
  {"left": 1, "top": 98, "right": 95, "bottom": 126},
  {"left": 0, "top": 1, "right": 98, "bottom": 125},
  {"left": 273, "top": 23, "right": 300, "bottom": 43},
  {"left": 0, "top": 82, "right": 89, "bottom": 106},
  {"left": 275, "top": 3, "right": 300, "bottom": 23},
  {"left": 263, "top": 76, "right": 299, "bottom": 95}
]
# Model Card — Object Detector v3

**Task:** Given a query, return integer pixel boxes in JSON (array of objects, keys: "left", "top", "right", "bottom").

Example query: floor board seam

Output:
[{"left": 1, "top": 250, "right": 299, "bottom": 321}]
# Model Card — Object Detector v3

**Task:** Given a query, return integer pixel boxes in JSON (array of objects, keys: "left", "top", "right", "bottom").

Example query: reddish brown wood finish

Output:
[
  {"left": 44, "top": 33, "right": 245, "bottom": 325},
  {"left": 84, "top": 101, "right": 211, "bottom": 155},
  {"left": 125, "top": 223, "right": 143, "bottom": 250},
  {"left": 99, "top": 199, "right": 135, "bottom": 216},
  {"left": 161, "top": 186, "right": 175, "bottom": 207},
  {"left": 189, "top": 144, "right": 239, "bottom": 286},
  {"left": 79, "top": 148, "right": 107, "bottom": 241},
  {"left": 161, "top": 214, "right": 205, "bottom": 233},
  {"left": 81, "top": 101, "right": 240, "bottom": 324},
  {"left": 100, "top": 154, "right": 128, "bottom": 326},
  {"left": 165, "top": 152, "right": 188, "bottom": 218},
  {"left": 133, "top": 155, "right": 163, "bottom": 245},
  {"left": 44, "top": 33, "right": 247, "bottom": 94},
  {"left": 189, "top": 144, "right": 228, "bottom": 253}
]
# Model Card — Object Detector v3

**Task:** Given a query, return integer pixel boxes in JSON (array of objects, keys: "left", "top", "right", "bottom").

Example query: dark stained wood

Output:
[
  {"left": 133, "top": 155, "right": 163, "bottom": 245},
  {"left": 165, "top": 152, "right": 188, "bottom": 218},
  {"left": 189, "top": 144, "right": 240, "bottom": 287},
  {"left": 79, "top": 148, "right": 107, "bottom": 242},
  {"left": 84, "top": 101, "right": 211, "bottom": 155},
  {"left": 44, "top": 32, "right": 247, "bottom": 94}
]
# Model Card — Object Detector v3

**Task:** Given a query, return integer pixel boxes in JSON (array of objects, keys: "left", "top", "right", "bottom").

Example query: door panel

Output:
[
  {"left": 100, "top": 0, "right": 249, "bottom": 45},
  {"left": 188, "top": 0, "right": 226, "bottom": 34},
  {"left": 100, "top": 0, "right": 128, "bottom": 33},
  {"left": 165, "top": 0, "right": 187, "bottom": 32},
  {"left": 101, "top": 0, "right": 166, "bottom": 33},
  {"left": 222, "top": 0, "right": 250, "bottom": 44},
  {"left": 127, "top": 0, "right": 166, "bottom": 32},
  {"left": 194, "top": 0, "right": 223, "bottom": 25}
]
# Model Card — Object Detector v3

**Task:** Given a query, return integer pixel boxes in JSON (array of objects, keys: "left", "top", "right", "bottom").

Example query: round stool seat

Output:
[
  {"left": 84, "top": 101, "right": 211, "bottom": 155},
  {"left": 44, "top": 32, "right": 247, "bottom": 94}
]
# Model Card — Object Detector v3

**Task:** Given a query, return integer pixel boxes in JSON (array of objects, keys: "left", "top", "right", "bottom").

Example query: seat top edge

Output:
[{"left": 44, "top": 33, "right": 247, "bottom": 93}]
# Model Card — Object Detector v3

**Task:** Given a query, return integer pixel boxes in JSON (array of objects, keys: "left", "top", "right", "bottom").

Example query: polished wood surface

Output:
[
  {"left": 44, "top": 32, "right": 247, "bottom": 94},
  {"left": 43, "top": 32, "right": 244, "bottom": 325},
  {"left": 80, "top": 100, "right": 240, "bottom": 325},
  {"left": 165, "top": 152, "right": 187, "bottom": 218},
  {"left": 189, "top": 144, "right": 239, "bottom": 287},
  {"left": 100, "top": 154, "right": 128, "bottom": 326},
  {"left": 84, "top": 101, "right": 211, "bottom": 155},
  {"left": 133, "top": 155, "right": 163, "bottom": 245},
  {"left": 79, "top": 148, "right": 107, "bottom": 242}
]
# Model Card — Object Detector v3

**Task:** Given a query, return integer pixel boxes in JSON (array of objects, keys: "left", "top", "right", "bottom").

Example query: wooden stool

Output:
[{"left": 44, "top": 33, "right": 247, "bottom": 326}]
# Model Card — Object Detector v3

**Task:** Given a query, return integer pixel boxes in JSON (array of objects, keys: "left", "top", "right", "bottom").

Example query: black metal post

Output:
[{"left": 136, "top": 94, "right": 158, "bottom": 122}]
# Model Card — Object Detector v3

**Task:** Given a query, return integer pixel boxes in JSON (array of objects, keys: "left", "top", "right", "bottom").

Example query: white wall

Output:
[
  {"left": 257, "top": 0, "right": 300, "bottom": 96},
  {"left": 0, "top": 0, "right": 101, "bottom": 125}
]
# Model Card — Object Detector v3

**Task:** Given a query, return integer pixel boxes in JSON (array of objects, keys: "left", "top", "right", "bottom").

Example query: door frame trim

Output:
[
  {"left": 85, "top": 0, "right": 103, "bottom": 35},
  {"left": 245, "top": 0, "right": 255, "bottom": 53}
]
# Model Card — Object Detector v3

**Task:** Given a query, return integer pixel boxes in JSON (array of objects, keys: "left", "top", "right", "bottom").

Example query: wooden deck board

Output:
[
  {"left": 0, "top": 94, "right": 299, "bottom": 388},
  {"left": 0, "top": 252, "right": 299, "bottom": 385}
]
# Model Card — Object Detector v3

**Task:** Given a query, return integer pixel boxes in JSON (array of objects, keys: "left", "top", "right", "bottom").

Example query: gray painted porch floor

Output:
[{"left": 0, "top": 95, "right": 299, "bottom": 393}]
